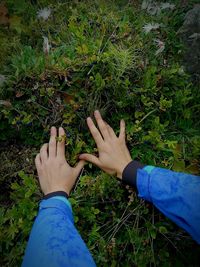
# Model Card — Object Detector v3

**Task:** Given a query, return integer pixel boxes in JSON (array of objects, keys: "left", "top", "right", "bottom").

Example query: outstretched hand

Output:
[
  {"left": 35, "top": 126, "right": 85, "bottom": 196},
  {"left": 79, "top": 110, "right": 132, "bottom": 179}
]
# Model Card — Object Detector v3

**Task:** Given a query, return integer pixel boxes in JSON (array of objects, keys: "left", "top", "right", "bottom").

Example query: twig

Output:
[{"left": 139, "top": 109, "right": 157, "bottom": 124}]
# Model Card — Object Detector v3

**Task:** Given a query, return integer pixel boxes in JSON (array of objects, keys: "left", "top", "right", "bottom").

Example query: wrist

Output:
[
  {"left": 122, "top": 160, "right": 145, "bottom": 187},
  {"left": 43, "top": 190, "right": 69, "bottom": 199},
  {"left": 43, "top": 186, "right": 69, "bottom": 196},
  {"left": 116, "top": 159, "right": 132, "bottom": 179}
]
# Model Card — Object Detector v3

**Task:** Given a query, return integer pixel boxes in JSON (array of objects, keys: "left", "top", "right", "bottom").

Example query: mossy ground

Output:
[{"left": 0, "top": 1, "right": 200, "bottom": 266}]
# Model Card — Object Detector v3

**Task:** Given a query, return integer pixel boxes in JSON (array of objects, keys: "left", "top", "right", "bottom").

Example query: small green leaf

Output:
[{"left": 159, "top": 226, "right": 168, "bottom": 234}]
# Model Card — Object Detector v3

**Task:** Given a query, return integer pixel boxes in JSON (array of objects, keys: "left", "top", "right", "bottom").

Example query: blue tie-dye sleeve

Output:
[
  {"left": 22, "top": 198, "right": 96, "bottom": 267},
  {"left": 136, "top": 166, "right": 200, "bottom": 243}
]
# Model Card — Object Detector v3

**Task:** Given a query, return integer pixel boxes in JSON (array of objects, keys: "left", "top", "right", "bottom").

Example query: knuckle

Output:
[
  {"left": 43, "top": 160, "right": 50, "bottom": 167},
  {"left": 120, "top": 140, "right": 125, "bottom": 146},
  {"left": 101, "top": 123, "right": 106, "bottom": 131},
  {"left": 58, "top": 139, "right": 64, "bottom": 145},
  {"left": 35, "top": 155, "right": 40, "bottom": 163},
  {"left": 40, "top": 143, "right": 48, "bottom": 150},
  {"left": 49, "top": 138, "right": 56, "bottom": 145},
  {"left": 91, "top": 128, "right": 98, "bottom": 135},
  {"left": 35, "top": 153, "right": 40, "bottom": 159},
  {"left": 37, "top": 164, "right": 42, "bottom": 171}
]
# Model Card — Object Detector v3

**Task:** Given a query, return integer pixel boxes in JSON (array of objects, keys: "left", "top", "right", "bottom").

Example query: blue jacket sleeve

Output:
[
  {"left": 22, "top": 197, "right": 96, "bottom": 267},
  {"left": 136, "top": 166, "right": 200, "bottom": 243}
]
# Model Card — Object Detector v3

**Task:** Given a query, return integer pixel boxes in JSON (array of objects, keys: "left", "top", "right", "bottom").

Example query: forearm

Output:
[
  {"left": 22, "top": 197, "right": 96, "bottom": 267},
  {"left": 122, "top": 161, "right": 200, "bottom": 243}
]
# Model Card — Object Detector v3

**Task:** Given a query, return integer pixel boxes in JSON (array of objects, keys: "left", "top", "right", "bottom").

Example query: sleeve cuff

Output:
[
  {"left": 122, "top": 160, "right": 145, "bottom": 187},
  {"left": 50, "top": 196, "right": 72, "bottom": 211},
  {"left": 39, "top": 198, "right": 74, "bottom": 223},
  {"left": 43, "top": 191, "right": 69, "bottom": 199}
]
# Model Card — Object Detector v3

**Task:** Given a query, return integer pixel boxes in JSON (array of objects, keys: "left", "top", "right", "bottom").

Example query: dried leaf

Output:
[
  {"left": 186, "top": 163, "right": 200, "bottom": 175},
  {"left": 173, "top": 159, "right": 185, "bottom": 172},
  {"left": 0, "top": 100, "right": 12, "bottom": 107},
  {"left": 0, "top": 2, "right": 9, "bottom": 26},
  {"left": 58, "top": 91, "right": 74, "bottom": 104},
  {"left": 154, "top": 39, "right": 165, "bottom": 55},
  {"left": 9, "top": 16, "right": 23, "bottom": 33},
  {"left": 16, "top": 91, "right": 24, "bottom": 98},
  {"left": 43, "top": 36, "right": 50, "bottom": 55},
  {"left": 0, "top": 74, "right": 6, "bottom": 86}
]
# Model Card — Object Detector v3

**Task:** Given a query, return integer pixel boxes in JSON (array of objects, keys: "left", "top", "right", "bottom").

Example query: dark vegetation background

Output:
[{"left": 0, "top": 0, "right": 200, "bottom": 266}]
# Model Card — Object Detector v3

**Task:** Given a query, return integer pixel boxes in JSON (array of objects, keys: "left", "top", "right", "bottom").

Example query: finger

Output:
[
  {"left": 35, "top": 153, "right": 42, "bottom": 170},
  {"left": 87, "top": 117, "right": 104, "bottom": 147},
  {"left": 57, "top": 127, "right": 66, "bottom": 159},
  {"left": 119, "top": 119, "right": 125, "bottom": 140},
  {"left": 79, "top": 153, "right": 100, "bottom": 166},
  {"left": 94, "top": 110, "right": 110, "bottom": 140},
  {"left": 40, "top": 143, "right": 48, "bottom": 162},
  {"left": 104, "top": 120, "right": 116, "bottom": 138},
  {"left": 49, "top": 126, "right": 57, "bottom": 158},
  {"left": 73, "top": 160, "right": 85, "bottom": 177}
]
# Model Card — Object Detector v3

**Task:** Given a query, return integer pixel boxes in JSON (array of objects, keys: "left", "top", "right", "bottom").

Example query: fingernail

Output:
[
  {"left": 121, "top": 119, "right": 125, "bottom": 126},
  {"left": 51, "top": 126, "right": 56, "bottom": 135}
]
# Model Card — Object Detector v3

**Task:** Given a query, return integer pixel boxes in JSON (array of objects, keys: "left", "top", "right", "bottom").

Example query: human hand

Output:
[
  {"left": 79, "top": 110, "right": 132, "bottom": 179},
  {"left": 35, "top": 126, "right": 85, "bottom": 196}
]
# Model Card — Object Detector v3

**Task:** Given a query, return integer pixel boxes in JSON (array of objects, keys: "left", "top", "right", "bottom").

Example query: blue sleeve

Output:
[
  {"left": 137, "top": 166, "right": 200, "bottom": 244},
  {"left": 22, "top": 197, "right": 96, "bottom": 267}
]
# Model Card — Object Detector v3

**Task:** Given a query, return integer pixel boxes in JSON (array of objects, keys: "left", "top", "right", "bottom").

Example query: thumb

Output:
[
  {"left": 74, "top": 160, "right": 86, "bottom": 176},
  {"left": 79, "top": 153, "right": 100, "bottom": 166}
]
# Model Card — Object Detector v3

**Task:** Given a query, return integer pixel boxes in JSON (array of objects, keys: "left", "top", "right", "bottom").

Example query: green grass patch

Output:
[{"left": 0, "top": 1, "right": 200, "bottom": 266}]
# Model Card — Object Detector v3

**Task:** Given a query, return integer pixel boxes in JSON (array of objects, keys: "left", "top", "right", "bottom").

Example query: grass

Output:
[{"left": 0, "top": 0, "right": 200, "bottom": 266}]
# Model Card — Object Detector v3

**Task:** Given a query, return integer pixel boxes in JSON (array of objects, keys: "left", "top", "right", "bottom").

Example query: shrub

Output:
[{"left": 0, "top": 0, "right": 200, "bottom": 266}]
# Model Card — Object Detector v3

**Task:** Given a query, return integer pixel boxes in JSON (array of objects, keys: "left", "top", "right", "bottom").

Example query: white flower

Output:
[
  {"left": 141, "top": 0, "right": 161, "bottom": 15},
  {"left": 0, "top": 74, "right": 6, "bottom": 87},
  {"left": 189, "top": 33, "right": 200, "bottom": 39},
  {"left": 178, "top": 67, "right": 185, "bottom": 75},
  {"left": 154, "top": 39, "right": 165, "bottom": 55},
  {"left": 43, "top": 36, "right": 50, "bottom": 55},
  {"left": 141, "top": 1, "right": 175, "bottom": 15},
  {"left": 143, "top": 22, "right": 160, "bottom": 33},
  {"left": 37, "top": 8, "right": 51, "bottom": 20},
  {"left": 141, "top": 0, "right": 149, "bottom": 10},
  {"left": 147, "top": 3, "right": 161, "bottom": 15},
  {"left": 160, "top": 3, "right": 175, "bottom": 10}
]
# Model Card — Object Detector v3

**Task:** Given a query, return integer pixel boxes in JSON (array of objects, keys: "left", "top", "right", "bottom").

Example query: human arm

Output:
[
  {"left": 22, "top": 127, "right": 96, "bottom": 267},
  {"left": 79, "top": 110, "right": 200, "bottom": 243},
  {"left": 128, "top": 163, "right": 200, "bottom": 244}
]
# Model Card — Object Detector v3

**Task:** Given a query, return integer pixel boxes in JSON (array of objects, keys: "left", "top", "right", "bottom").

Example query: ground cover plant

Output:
[{"left": 0, "top": 0, "right": 200, "bottom": 266}]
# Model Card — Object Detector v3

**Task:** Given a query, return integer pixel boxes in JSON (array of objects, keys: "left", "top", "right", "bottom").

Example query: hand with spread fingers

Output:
[
  {"left": 79, "top": 110, "right": 132, "bottom": 179},
  {"left": 35, "top": 126, "right": 85, "bottom": 196}
]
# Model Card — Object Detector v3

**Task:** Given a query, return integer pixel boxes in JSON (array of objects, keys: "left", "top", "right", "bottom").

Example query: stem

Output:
[{"left": 139, "top": 109, "right": 157, "bottom": 124}]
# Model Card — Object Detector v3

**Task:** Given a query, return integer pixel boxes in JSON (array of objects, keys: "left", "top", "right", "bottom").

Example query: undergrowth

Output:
[{"left": 0, "top": 0, "right": 200, "bottom": 266}]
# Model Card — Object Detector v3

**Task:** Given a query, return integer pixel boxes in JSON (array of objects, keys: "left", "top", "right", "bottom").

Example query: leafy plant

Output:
[
  {"left": 0, "top": 0, "right": 200, "bottom": 266},
  {"left": 0, "top": 171, "right": 40, "bottom": 267}
]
